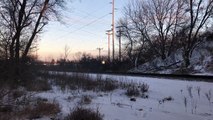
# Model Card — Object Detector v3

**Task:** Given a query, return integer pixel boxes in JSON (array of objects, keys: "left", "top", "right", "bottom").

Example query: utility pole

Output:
[
  {"left": 106, "top": 30, "right": 112, "bottom": 61},
  {"left": 97, "top": 48, "right": 103, "bottom": 59},
  {"left": 116, "top": 27, "right": 122, "bottom": 61},
  {"left": 111, "top": 0, "right": 115, "bottom": 62}
]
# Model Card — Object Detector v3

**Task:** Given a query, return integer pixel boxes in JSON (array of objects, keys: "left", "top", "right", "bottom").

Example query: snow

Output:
[
  {"left": 35, "top": 73, "right": 213, "bottom": 120},
  {"left": 130, "top": 40, "right": 213, "bottom": 75}
]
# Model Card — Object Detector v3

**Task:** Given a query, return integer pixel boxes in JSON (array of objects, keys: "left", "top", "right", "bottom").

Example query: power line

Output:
[
  {"left": 68, "top": 13, "right": 110, "bottom": 34},
  {"left": 65, "top": 3, "right": 110, "bottom": 28},
  {"left": 53, "top": 2, "right": 111, "bottom": 40},
  {"left": 56, "top": 13, "right": 110, "bottom": 40},
  {"left": 81, "top": 29, "right": 105, "bottom": 38}
]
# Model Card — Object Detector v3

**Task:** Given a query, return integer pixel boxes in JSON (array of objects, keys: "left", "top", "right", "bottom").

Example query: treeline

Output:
[
  {"left": 116, "top": 0, "right": 213, "bottom": 68},
  {"left": 0, "top": 0, "right": 66, "bottom": 80},
  {"left": 40, "top": 53, "right": 131, "bottom": 72}
]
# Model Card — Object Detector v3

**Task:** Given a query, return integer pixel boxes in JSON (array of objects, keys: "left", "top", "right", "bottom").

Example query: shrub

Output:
[
  {"left": 205, "top": 89, "right": 212, "bottom": 104},
  {"left": 126, "top": 84, "right": 140, "bottom": 97},
  {"left": 162, "top": 96, "right": 174, "bottom": 102},
  {"left": 65, "top": 107, "right": 103, "bottom": 120},
  {"left": 124, "top": 82, "right": 149, "bottom": 97},
  {"left": 139, "top": 83, "right": 149, "bottom": 93},
  {"left": 39, "top": 72, "right": 118, "bottom": 92},
  {"left": 80, "top": 95, "right": 92, "bottom": 105},
  {"left": 12, "top": 90, "right": 26, "bottom": 99},
  {"left": 98, "top": 79, "right": 118, "bottom": 92},
  {"left": 159, "top": 96, "right": 174, "bottom": 104},
  {"left": 187, "top": 85, "right": 193, "bottom": 98},
  {"left": 25, "top": 78, "right": 51, "bottom": 92},
  {"left": 0, "top": 112, "right": 12, "bottom": 120},
  {"left": 20, "top": 101, "right": 60, "bottom": 119}
]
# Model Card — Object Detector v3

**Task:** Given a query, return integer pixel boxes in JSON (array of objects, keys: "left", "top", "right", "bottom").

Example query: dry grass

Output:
[
  {"left": 39, "top": 72, "right": 118, "bottom": 92},
  {"left": 79, "top": 95, "right": 92, "bottom": 105},
  {"left": 126, "top": 84, "right": 140, "bottom": 97},
  {"left": 64, "top": 107, "right": 103, "bottom": 120},
  {"left": 0, "top": 88, "right": 60, "bottom": 120},
  {"left": 123, "top": 82, "right": 150, "bottom": 97},
  {"left": 19, "top": 101, "right": 60, "bottom": 119},
  {"left": 25, "top": 78, "right": 51, "bottom": 92}
]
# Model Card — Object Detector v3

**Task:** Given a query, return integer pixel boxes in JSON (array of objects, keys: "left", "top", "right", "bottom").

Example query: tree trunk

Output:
[
  {"left": 22, "top": 0, "right": 49, "bottom": 60},
  {"left": 183, "top": 50, "right": 190, "bottom": 67}
]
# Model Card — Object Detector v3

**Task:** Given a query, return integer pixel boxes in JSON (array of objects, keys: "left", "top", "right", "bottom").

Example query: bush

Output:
[
  {"left": 139, "top": 83, "right": 149, "bottom": 93},
  {"left": 39, "top": 72, "right": 118, "bottom": 92},
  {"left": 124, "top": 82, "right": 149, "bottom": 97},
  {"left": 65, "top": 107, "right": 103, "bottom": 120},
  {"left": 126, "top": 84, "right": 140, "bottom": 97},
  {"left": 79, "top": 95, "right": 92, "bottom": 105},
  {"left": 159, "top": 96, "right": 174, "bottom": 104},
  {"left": 25, "top": 78, "right": 51, "bottom": 92},
  {"left": 20, "top": 101, "right": 60, "bottom": 119},
  {"left": 98, "top": 79, "right": 118, "bottom": 92}
]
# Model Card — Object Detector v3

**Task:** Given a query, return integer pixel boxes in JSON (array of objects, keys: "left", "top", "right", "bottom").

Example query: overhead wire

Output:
[
  {"left": 63, "top": 3, "right": 110, "bottom": 28},
  {"left": 67, "top": 13, "right": 110, "bottom": 34},
  {"left": 56, "top": 13, "right": 110, "bottom": 40},
  {"left": 54, "top": 2, "right": 111, "bottom": 41}
]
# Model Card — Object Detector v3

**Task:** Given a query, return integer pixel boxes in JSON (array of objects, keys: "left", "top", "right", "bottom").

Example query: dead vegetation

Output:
[
  {"left": 0, "top": 86, "right": 60, "bottom": 120},
  {"left": 64, "top": 107, "right": 103, "bottom": 120},
  {"left": 19, "top": 101, "right": 60, "bottom": 119},
  {"left": 0, "top": 71, "right": 151, "bottom": 119},
  {"left": 39, "top": 72, "right": 119, "bottom": 92}
]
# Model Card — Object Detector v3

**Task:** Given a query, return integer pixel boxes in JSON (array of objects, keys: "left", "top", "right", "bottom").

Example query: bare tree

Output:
[
  {"left": 119, "top": 0, "right": 212, "bottom": 67},
  {"left": 117, "top": 18, "right": 135, "bottom": 64},
  {"left": 64, "top": 44, "right": 70, "bottom": 61},
  {"left": 0, "top": 0, "right": 67, "bottom": 78},
  {"left": 0, "top": 30, "right": 11, "bottom": 60},
  {"left": 118, "top": 0, "right": 186, "bottom": 65},
  {"left": 181, "top": 0, "right": 213, "bottom": 67},
  {"left": 0, "top": 0, "right": 66, "bottom": 62},
  {"left": 141, "top": 0, "right": 187, "bottom": 59}
]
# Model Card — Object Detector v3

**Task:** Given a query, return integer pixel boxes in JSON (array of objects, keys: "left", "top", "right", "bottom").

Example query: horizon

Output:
[{"left": 37, "top": 0, "right": 128, "bottom": 61}]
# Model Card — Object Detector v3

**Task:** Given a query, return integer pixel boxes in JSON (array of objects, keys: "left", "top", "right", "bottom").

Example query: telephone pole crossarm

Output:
[{"left": 97, "top": 47, "right": 103, "bottom": 59}]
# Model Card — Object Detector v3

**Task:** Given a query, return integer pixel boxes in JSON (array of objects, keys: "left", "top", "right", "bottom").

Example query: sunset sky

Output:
[{"left": 38, "top": 0, "right": 129, "bottom": 61}]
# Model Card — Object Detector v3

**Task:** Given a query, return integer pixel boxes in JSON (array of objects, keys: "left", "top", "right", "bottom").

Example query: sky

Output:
[{"left": 38, "top": 0, "right": 129, "bottom": 61}]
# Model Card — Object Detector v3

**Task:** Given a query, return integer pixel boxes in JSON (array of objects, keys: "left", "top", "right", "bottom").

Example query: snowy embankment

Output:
[
  {"left": 130, "top": 40, "right": 213, "bottom": 75},
  {"left": 36, "top": 72, "right": 213, "bottom": 120}
]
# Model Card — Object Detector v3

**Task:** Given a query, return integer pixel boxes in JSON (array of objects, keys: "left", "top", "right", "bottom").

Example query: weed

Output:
[
  {"left": 196, "top": 86, "right": 201, "bottom": 98},
  {"left": 159, "top": 96, "right": 174, "bottom": 104},
  {"left": 25, "top": 78, "right": 51, "bottom": 92},
  {"left": 64, "top": 107, "right": 103, "bottom": 120},
  {"left": 163, "top": 96, "right": 174, "bottom": 102},
  {"left": 139, "top": 83, "right": 149, "bottom": 93},
  {"left": 39, "top": 72, "right": 118, "bottom": 92},
  {"left": 205, "top": 89, "right": 212, "bottom": 105},
  {"left": 99, "top": 79, "right": 118, "bottom": 92},
  {"left": 191, "top": 99, "right": 197, "bottom": 114},
  {"left": 79, "top": 95, "right": 92, "bottom": 105},
  {"left": 124, "top": 82, "right": 149, "bottom": 97},
  {"left": 126, "top": 84, "right": 140, "bottom": 97},
  {"left": 20, "top": 101, "right": 60, "bottom": 119},
  {"left": 12, "top": 90, "right": 26, "bottom": 100},
  {"left": 184, "top": 97, "right": 187, "bottom": 112},
  {"left": 187, "top": 85, "right": 193, "bottom": 98}
]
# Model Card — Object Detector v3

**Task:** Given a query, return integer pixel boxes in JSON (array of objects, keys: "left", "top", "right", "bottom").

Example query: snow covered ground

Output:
[
  {"left": 130, "top": 40, "right": 213, "bottom": 75},
  {"left": 36, "top": 73, "right": 213, "bottom": 120}
]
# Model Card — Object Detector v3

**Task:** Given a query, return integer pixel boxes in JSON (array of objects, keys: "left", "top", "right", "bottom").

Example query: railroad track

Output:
[
  {"left": 49, "top": 70, "right": 213, "bottom": 82},
  {"left": 99, "top": 72, "right": 213, "bottom": 82}
]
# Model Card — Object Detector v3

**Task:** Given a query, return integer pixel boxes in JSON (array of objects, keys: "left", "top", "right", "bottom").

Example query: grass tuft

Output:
[{"left": 65, "top": 107, "right": 103, "bottom": 120}]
